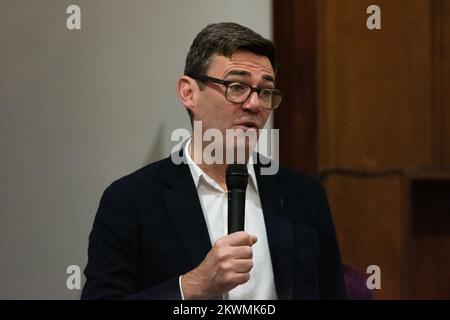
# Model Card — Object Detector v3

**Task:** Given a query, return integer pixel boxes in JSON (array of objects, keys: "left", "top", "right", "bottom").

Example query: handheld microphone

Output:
[{"left": 226, "top": 164, "right": 249, "bottom": 234}]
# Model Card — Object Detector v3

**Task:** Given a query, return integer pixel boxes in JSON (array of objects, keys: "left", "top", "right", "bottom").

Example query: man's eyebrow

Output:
[
  {"left": 224, "top": 70, "right": 251, "bottom": 78},
  {"left": 262, "top": 74, "right": 275, "bottom": 83},
  {"left": 224, "top": 70, "right": 275, "bottom": 83}
]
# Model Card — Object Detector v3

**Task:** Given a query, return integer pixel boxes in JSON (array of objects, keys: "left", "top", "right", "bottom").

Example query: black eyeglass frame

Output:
[{"left": 188, "top": 74, "right": 283, "bottom": 110}]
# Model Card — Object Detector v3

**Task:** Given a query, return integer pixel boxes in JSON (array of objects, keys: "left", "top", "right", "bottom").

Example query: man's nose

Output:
[{"left": 241, "top": 91, "right": 262, "bottom": 112}]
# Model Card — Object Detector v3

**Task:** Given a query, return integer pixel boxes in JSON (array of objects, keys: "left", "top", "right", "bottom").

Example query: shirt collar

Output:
[{"left": 184, "top": 138, "right": 259, "bottom": 193}]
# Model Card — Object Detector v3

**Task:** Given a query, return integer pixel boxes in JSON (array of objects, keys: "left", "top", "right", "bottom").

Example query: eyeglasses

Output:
[{"left": 189, "top": 74, "right": 283, "bottom": 110}]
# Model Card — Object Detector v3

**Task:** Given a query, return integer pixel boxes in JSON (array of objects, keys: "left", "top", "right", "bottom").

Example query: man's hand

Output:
[{"left": 181, "top": 231, "right": 257, "bottom": 299}]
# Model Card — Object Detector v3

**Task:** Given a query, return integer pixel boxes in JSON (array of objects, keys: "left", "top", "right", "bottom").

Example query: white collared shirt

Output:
[{"left": 180, "top": 138, "right": 277, "bottom": 300}]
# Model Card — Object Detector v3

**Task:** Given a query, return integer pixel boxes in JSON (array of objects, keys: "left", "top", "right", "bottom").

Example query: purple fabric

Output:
[{"left": 343, "top": 265, "right": 373, "bottom": 300}]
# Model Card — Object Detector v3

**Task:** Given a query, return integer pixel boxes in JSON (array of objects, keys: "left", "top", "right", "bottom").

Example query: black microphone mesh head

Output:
[{"left": 226, "top": 164, "right": 249, "bottom": 190}]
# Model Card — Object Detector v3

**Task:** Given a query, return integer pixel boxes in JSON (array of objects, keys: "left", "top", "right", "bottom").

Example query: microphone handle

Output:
[{"left": 228, "top": 188, "right": 246, "bottom": 234}]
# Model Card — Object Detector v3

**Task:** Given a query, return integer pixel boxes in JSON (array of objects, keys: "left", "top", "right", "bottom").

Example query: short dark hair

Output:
[
  {"left": 185, "top": 22, "right": 278, "bottom": 76},
  {"left": 183, "top": 22, "right": 278, "bottom": 123}
]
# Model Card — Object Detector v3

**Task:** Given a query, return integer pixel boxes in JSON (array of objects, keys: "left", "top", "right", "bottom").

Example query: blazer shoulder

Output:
[{"left": 104, "top": 157, "right": 173, "bottom": 197}]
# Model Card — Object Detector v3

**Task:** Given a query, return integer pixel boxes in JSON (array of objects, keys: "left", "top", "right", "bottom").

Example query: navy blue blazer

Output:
[{"left": 81, "top": 153, "right": 346, "bottom": 299}]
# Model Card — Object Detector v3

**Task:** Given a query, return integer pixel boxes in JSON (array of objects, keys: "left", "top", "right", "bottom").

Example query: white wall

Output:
[{"left": 0, "top": 0, "right": 272, "bottom": 299}]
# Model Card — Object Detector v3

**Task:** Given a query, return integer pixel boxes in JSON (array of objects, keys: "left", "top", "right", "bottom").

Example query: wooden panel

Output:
[
  {"left": 411, "top": 236, "right": 450, "bottom": 299},
  {"left": 409, "top": 179, "right": 450, "bottom": 299},
  {"left": 273, "top": 0, "right": 448, "bottom": 300},
  {"left": 432, "top": 0, "right": 450, "bottom": 167},
  {"left": 317, "top": 0, "right": 433, "bottom": 169},
  {"left": 273, "top": 0, "right": 318, "bottom": 174},
  {"left": 324, "top": 175, "right": 408, "bottom": 299},
  {"left": 442, "top": 1, "right": 450, "bottom": 167}
]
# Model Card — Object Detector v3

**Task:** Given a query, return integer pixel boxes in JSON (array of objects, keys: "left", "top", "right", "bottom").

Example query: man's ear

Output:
[{"left": 177, "top": 76, "right": 198, "bottom": 115}]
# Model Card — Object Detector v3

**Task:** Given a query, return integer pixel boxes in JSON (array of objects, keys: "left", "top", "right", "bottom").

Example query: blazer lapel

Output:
[
  {"left": 255, "top": 162, "right": 294, "bottom": 300},
  {"left": 161, "top": 155, "right": 212, "bottom": 269}
]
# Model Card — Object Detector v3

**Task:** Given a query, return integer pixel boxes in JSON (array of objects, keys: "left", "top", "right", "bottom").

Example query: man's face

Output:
[{"left": 193, "top": 50, "right": 274, "bottom": 137}]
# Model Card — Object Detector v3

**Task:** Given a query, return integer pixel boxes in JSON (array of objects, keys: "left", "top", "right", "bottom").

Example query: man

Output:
[{"left": 82, "top": 22, "right": 346, "bottom": 300}]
